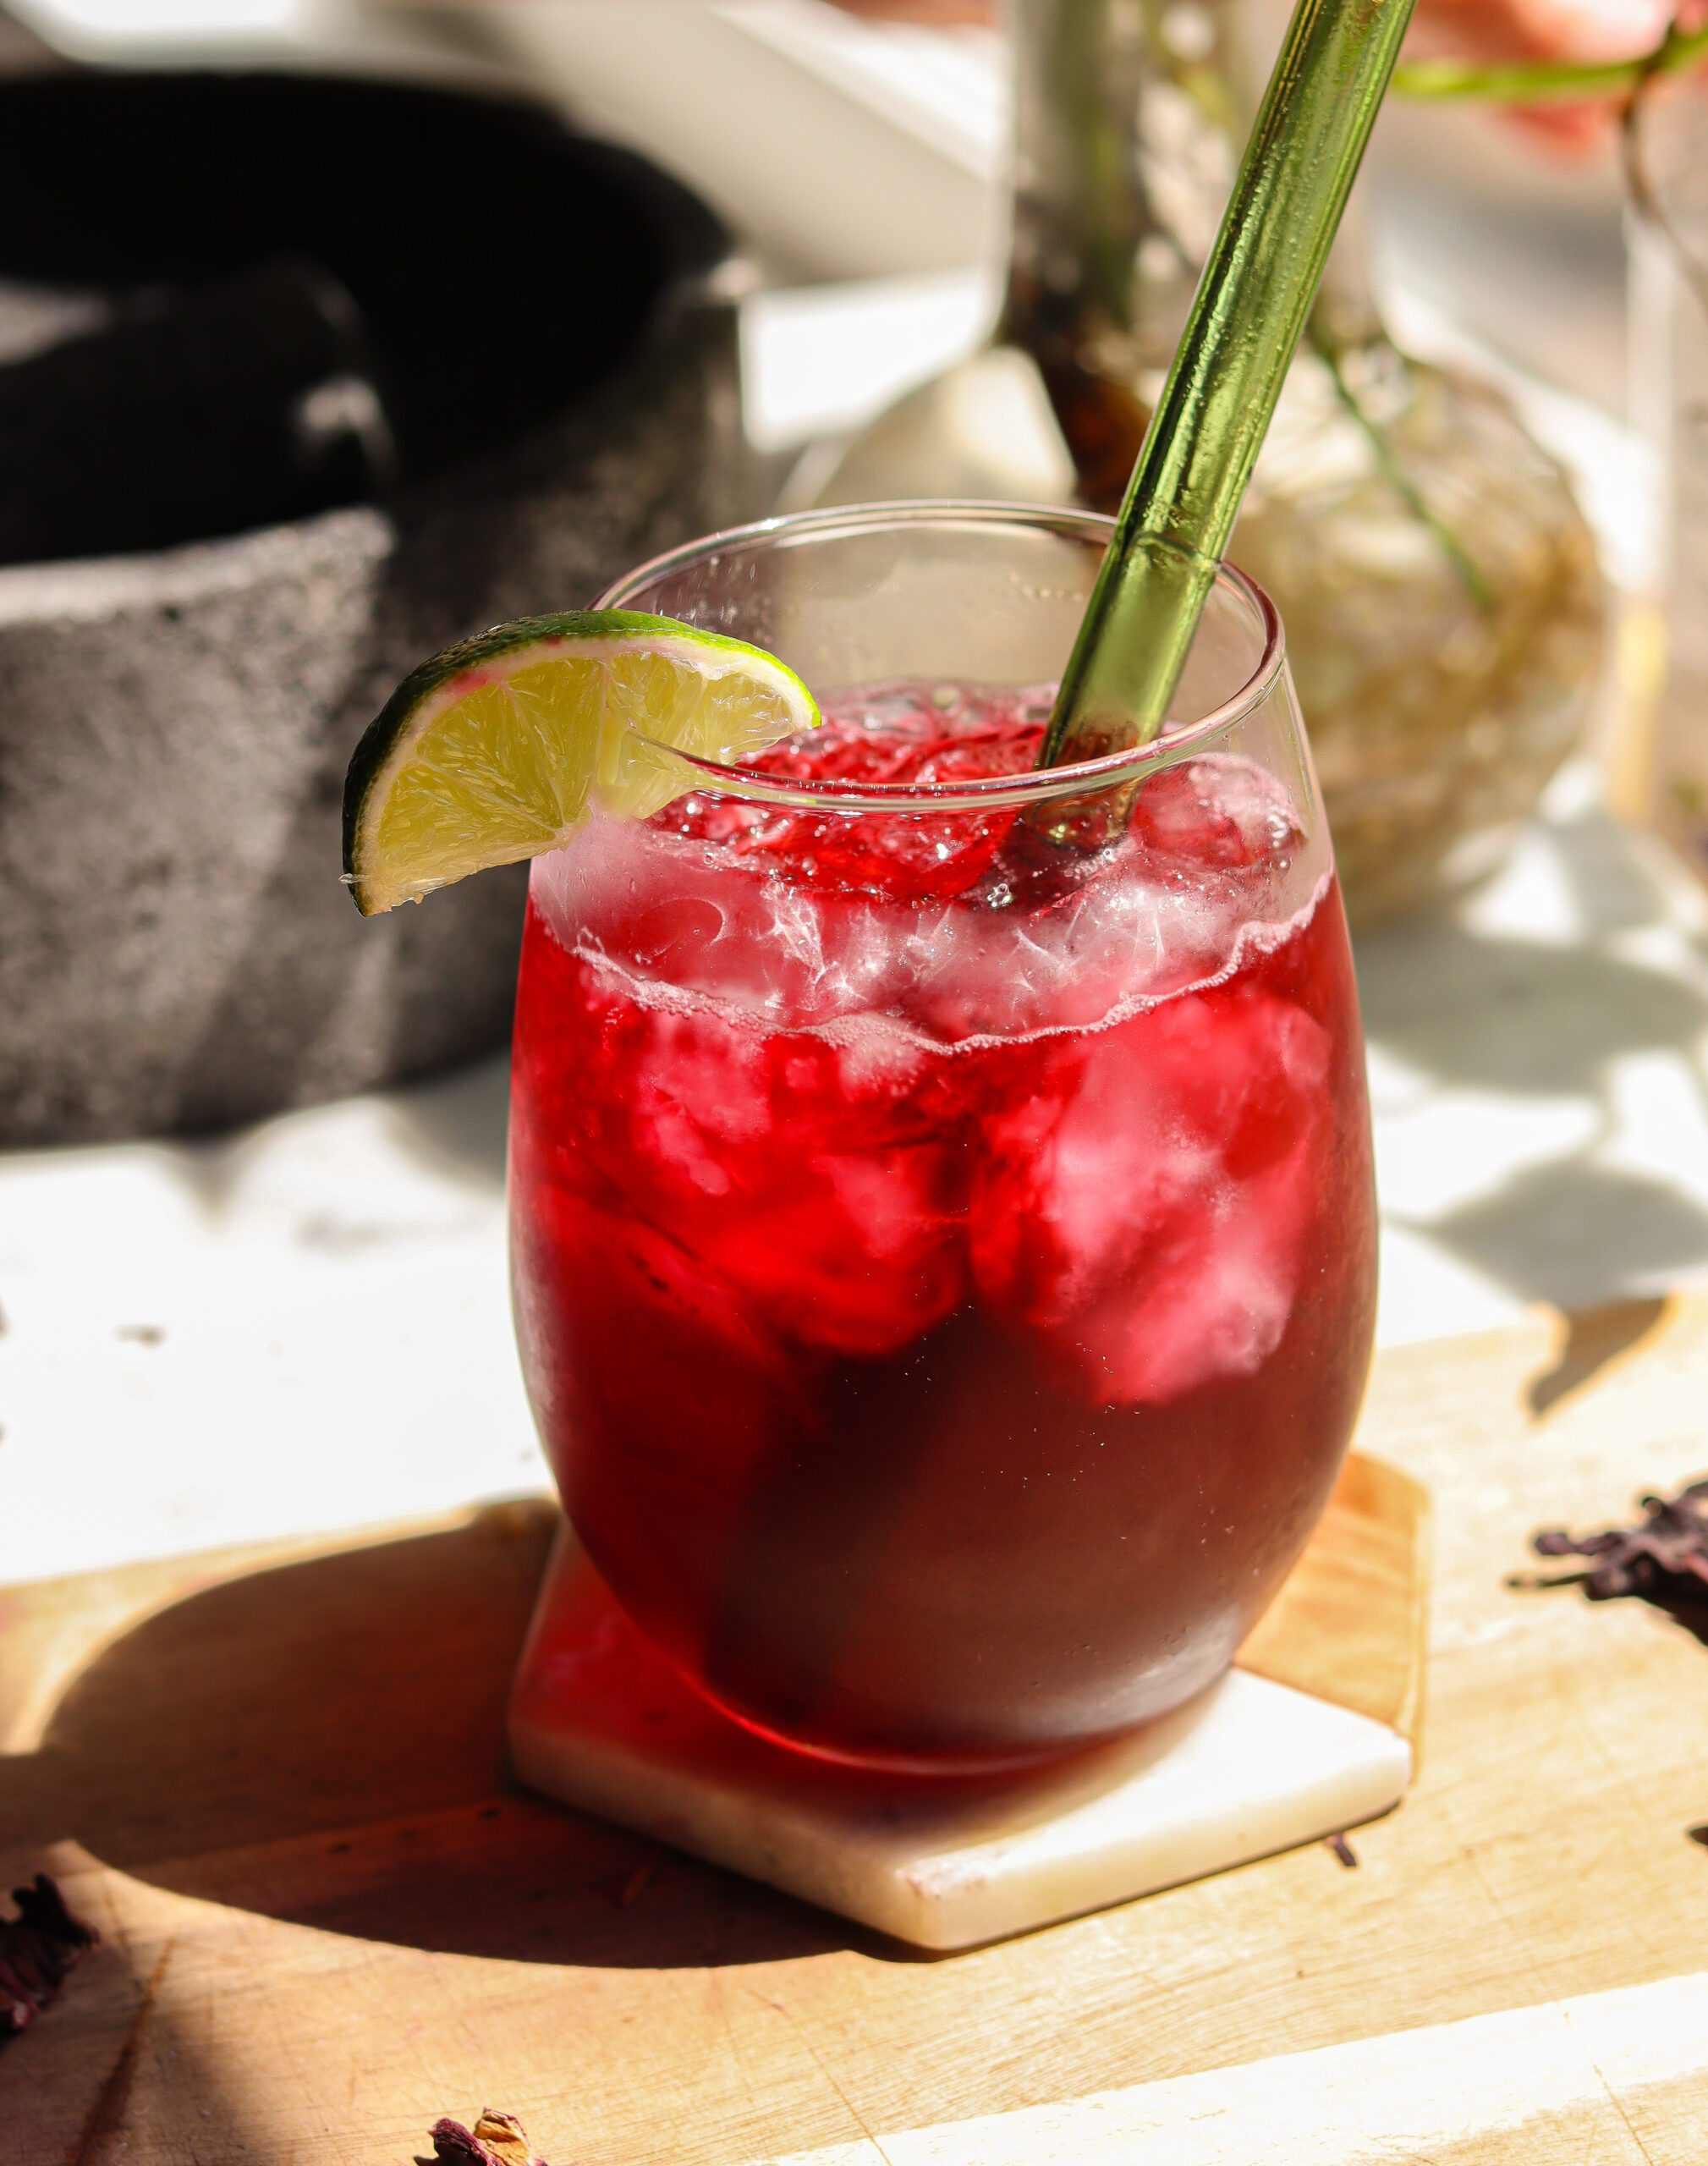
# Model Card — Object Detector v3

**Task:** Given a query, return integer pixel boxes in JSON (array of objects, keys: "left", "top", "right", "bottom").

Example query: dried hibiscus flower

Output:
[
  {"left": 420, "top": 2112, "right": 550, "bottom": 2166},
  {"left": 0, "top": 1874, "right": 99, "bottom": 2039},
  {"left": 1523, "top": 1478, "right": 1708, "bottom": 1603}
]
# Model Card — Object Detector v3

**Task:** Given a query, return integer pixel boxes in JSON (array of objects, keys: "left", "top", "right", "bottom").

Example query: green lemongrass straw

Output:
[{"left": 1038, "top": 0, "right": 1420, "bottom": 775}]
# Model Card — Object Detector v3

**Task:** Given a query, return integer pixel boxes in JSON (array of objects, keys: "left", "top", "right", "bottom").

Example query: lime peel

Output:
[{"left": 342, "top": 609, "right": 819, "bottom": 915}]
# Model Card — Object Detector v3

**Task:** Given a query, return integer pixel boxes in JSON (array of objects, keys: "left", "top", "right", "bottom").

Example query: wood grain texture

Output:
[
  {"left": 1237, "top": 1450, "right": 1428, "bottom": 1740},
  {"left": 3, "top": 1296, "right": 1708, "bottom": 2163}
]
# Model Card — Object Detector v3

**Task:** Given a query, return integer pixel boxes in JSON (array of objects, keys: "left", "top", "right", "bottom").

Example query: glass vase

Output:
[
  {"left": 1623, "top": 80, "right": 1708, "bottom": 880},
  {"left": 810, "top": 0, "right": 1605, "bottom": 925}
]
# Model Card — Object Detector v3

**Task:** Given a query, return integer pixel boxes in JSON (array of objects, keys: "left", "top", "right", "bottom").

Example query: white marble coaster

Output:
[{"left": 508, "top": 1530, "right": 1414, "bottom": 1950}]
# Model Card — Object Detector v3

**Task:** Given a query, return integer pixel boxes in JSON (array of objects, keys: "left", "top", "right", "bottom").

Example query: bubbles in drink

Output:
[{"left": 533, "top": 684, "right": 1310, "bottom": 1041}]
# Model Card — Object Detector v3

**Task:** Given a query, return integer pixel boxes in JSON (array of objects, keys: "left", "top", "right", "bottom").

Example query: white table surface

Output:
[{"left": 5, "top": 255, "right": 1705, "bottom": 1588}]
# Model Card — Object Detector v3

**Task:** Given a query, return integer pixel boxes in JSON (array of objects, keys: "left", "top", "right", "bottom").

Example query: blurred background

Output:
[{"left": 3, "top": 0, "right": 1706, "bottom": 1582}]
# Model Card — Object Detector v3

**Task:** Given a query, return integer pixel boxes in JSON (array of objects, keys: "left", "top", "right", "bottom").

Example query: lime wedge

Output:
[{"left": 342, "top": 609, "right": 819, "bottom": 915}]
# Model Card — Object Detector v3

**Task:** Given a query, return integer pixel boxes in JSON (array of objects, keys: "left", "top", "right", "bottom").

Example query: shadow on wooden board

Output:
[
  {"left": 2, "top": 1452, "right": 1425, "bottom": 1978},
  {"left": 1, "top": 1501, "right": 861, "bottom": 1971}
]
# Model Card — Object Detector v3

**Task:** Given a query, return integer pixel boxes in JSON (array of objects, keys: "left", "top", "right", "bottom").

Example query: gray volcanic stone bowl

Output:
[{"left": 0, "top": 72, "right": 750, "bottom": 1144}]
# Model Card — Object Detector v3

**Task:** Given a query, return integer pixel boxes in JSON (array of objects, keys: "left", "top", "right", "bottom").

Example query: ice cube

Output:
[
  {"left": 969, "top": 981, "right": 1332, "bottom": 1405},
  {"left": 547, "top": 965, "right": 969, "bottom": 1358}
]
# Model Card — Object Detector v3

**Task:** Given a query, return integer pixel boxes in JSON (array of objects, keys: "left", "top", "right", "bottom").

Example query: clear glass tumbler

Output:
[{"left": 508, "top": 503, "right": 1377, "bottom": 1772}]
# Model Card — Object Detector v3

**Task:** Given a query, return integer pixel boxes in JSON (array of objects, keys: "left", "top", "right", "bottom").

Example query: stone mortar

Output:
[{"left": 0, "top": 74, "right": 751, "bottom": 1145}]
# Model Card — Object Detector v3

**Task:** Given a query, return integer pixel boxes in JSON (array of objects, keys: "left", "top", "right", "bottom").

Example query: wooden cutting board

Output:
[{"left": 5, "top": 1294, "right": 1708, "bottom": 2164}]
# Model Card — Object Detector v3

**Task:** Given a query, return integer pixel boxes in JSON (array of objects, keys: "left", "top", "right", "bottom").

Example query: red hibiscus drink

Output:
[{"left": 510, "top": 506, "right": 1377, "bottom": 1772}]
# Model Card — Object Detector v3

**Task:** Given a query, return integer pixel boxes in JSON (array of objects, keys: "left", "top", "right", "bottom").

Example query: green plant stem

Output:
[
  {"left": 1392, "top": 21, "right": 1708, "bottom": 105},
  {"left": 1306, "top": 323, "right": 1497, "bottom": 611},
  {"left": 1040, "top": 0, "right": 1419, "bottom": 771},
  {"left": 1056, "top": 0, "right": 1144, "bottom": 329}
]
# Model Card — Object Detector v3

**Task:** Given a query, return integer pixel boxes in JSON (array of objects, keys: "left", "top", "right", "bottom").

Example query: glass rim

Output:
[{"left": 596, "top": 501, "right": 1288, "bottom": 815}]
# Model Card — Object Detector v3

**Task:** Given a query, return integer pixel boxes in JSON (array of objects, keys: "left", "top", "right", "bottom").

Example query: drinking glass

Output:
[
  {"left": 1625, "top": 85, "right": 1708, "bottom": 877},
  {"left": 509, "top": 502, "right": 1377, "bottom": 1773}
]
